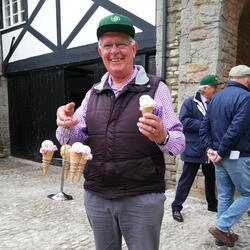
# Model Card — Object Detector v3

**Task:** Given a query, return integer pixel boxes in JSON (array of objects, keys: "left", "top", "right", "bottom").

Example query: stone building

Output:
[
  {"left": 156, "top": 0, "right": 250, "bottom": 196},
  {"left": 0, "top": 0, "right": 250, "bottom": 197}
]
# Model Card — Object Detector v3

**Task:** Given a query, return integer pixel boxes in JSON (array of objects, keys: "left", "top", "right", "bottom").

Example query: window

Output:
[{"left": 2, "top": 0, "right": 26, "bottom": 28}]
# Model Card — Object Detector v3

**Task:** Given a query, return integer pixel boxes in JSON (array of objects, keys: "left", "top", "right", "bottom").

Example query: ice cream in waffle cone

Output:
[
  {"left": 74, "top": 145, "right": 92, "bottom": 182},
  {"left": 60, "top": 144, "right": 71, "bottom": 179},
  {"left": 69, "top": 151, "right": 82, "bottom": 181},
  {"left": 139, "top": 95, "right": 156, "bottom": 116},
  {"left": 75, "top": 157, "right": 87, "bottom": 182},
  {"left": 42, "top": 152, "right": 54, "bottom": 175},
  {"left": 40, "top": 140, "right": 57, "bottom": 175},
  {"left": 69, "top": 142, "right": 86, "bottom": 181}
]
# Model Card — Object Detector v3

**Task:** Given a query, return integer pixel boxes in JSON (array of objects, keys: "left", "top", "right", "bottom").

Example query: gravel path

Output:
[{"left": 0, "top": 157, "right": 249, "bottom": 250}]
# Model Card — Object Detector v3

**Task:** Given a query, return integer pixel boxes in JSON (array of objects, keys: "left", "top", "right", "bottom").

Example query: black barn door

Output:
[
  {"left": 8, "top": 74, "right": 33, "bottom": 159},
  {"left": 8, "top": 69, "right": 65, "bottom": 161}
]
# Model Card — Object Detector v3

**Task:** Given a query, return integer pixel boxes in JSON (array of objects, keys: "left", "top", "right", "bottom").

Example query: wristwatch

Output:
[{"left": 158, "top": 133, "right": 170, "bottom": 145}]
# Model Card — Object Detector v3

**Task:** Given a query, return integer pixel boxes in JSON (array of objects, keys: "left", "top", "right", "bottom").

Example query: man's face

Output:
[
  {"left": 98, "top": 32, "right": 137, "bottom": 78},
  {"left": 203, "top": 85, "right": 218, "bottom": 100}
]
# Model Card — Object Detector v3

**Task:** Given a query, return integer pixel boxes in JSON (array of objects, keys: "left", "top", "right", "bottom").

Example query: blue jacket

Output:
[
  {"left": 200, "top": 81, "right": 250, "bottom": 157},
  {"left": 180, "top": 92, "right": 209, "bottom": 163}
]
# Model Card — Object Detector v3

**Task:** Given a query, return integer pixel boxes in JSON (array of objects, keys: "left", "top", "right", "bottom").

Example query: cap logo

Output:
[{"left": 111, "top": 15, "right": 120, "bottom": 22}]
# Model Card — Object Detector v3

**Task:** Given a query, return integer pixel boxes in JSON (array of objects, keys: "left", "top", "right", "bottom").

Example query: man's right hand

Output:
[
  {"left": 207, "top": 148, "right": 221, "bottom": 163},
  {"left": 56, "top": 102, "right": 79, "bottom": 128}
]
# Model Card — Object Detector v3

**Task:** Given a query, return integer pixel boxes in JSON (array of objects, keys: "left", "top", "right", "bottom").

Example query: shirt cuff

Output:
[
  {"left": 157, "top": 130, "right": 185, "bottom": 156},
  {"left": 56, "top": 126, "right": 72, "bottom": 145}
]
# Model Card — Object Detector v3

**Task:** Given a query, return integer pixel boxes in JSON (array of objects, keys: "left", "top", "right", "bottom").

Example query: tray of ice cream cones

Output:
[
  {"left": 40, "top": 141, "right": 92, "bottom": 182},
  {"left": 39, "top": 139, "right": 93, "bottom": 201}
]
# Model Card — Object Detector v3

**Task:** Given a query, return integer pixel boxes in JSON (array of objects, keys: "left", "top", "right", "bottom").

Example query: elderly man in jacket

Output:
[
  {"left": 171, "top": 75, "right": 220, "bottom": 222},
  {"left": 56, "top": 13, "right": 185, "bottom": 250},
  {"left": 200, "top": 65, "right": 250, "bottom": 247}
]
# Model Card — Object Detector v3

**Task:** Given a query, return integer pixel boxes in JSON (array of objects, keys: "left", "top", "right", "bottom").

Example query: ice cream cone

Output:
[
  {"left": 75, "top": 157, "right": 87, "bottom": 182},
  {"left": 40, "top": 140, "right": 57, "bottom": 176},
  {"left": 141, "top": 106, "right": 154, "bottom": 116},
  {"left": 60, "top": 145, "right": 71, "bottom": 179},
  {"left": 139, "top": 95, "right": 156, "bottom": 116},
  {"left": 42, "top": 151, "right": 54, "bottom": 175},
  {"left": 69, "top": 151, "right": 82, "bottom": 181},
  {"left": 64, "top": 159, "right": 70, "bottom": 179}
]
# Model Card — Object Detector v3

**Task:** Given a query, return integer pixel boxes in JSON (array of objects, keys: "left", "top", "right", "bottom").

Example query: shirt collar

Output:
[
  {"left": 108, "top": 67, "right": 138, "bottom": 91},
  {"left": 200, "top": 94, "right": 208, "bottom": 104},
  {"left": 94, "top": 65, "right": 149, "bottom": 91}
]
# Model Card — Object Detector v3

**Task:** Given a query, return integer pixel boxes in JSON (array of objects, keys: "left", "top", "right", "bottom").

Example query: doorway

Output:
[
  {"left": 7, "top": 51, "right": 155, "bottom": 161},
  {"left": 237, "top": 1, "right": 250, "bottom": 65}
]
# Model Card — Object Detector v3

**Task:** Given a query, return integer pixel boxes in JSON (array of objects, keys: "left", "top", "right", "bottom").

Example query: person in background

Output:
[
  {"left": 56, "top": 13, "right": 185, "bottom": 250},
  {"left": 171, "top": 75, "right": 220, "bottom": 222},
  {"left": 200, "top": 65, "right": 250, "bottom": 247}
]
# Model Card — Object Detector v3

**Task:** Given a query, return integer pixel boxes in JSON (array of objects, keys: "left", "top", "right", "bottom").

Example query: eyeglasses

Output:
[{"left": 100, "top": 41, "right": 132, "bottom": 51}]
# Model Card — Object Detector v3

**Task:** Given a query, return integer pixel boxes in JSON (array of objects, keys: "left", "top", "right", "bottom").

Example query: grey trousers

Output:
[{"left": 84, "top": 191, "right": 166, "bottom": 250}]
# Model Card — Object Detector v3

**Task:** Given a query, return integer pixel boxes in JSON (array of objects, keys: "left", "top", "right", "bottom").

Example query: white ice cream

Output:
[
  {"left": 40, "top": 140, "right": 57, "bottom": 153},
  {"left": 70, "top": 142, "right": 93, "bottom": 160},
  {"left": 41, "top": 140, "right": 54, "bottom": 147},
  {"left": 82, "top": 146, "right": 93, "bottom": 160},
  {"left": 139, "top": 95, "right": 156, "bottom": 110}
]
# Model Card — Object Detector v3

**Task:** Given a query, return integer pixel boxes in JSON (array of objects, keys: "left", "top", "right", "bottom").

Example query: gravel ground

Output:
[{"left": 0, "top": 157, "right": 249, "bottom": 250}]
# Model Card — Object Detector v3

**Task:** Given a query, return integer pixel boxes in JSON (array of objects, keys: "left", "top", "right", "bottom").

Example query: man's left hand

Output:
[{"left": 137, "top": 113, "right": 168, "bottom": 144}]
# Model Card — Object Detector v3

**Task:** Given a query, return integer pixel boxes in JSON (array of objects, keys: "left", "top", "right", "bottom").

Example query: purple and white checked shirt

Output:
[{"left": 56, "top": 66, "right": 185, "bottom": 156}]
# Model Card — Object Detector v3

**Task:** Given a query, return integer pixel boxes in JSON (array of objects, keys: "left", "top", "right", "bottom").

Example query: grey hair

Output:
[
  {"left": 229, "top": 75, "right": 250, "bottom": 80},
  {"left": 198, "top": 85, "right": 209, "bottom": 94},
  {"left": 98, "top": 36, "right": 136, "bottom": 47}
]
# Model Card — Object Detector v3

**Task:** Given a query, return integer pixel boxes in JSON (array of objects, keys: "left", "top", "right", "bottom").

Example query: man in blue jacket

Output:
[
  {"left": 200, "top": 65, "right": 250, "bottom": 247},
  {"left": 171, "top": 75, "right": 220, "bottom": 222}
]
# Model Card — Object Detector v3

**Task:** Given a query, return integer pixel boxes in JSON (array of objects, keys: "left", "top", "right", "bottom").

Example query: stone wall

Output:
[
  {"left": 156, "top": 0, "right": 217, "bottom": 197},
  {"left": 156, "top": 0, "right": 250, "bottom": 198},
  {"left": 156, "top": 0, "right": 182, "bottom": 189},
  {"left": 0, "top": 41, "right": 10, "bottom": 157},
  {"left": 177, "top": 0, "right": 224, "bottom": 198}
]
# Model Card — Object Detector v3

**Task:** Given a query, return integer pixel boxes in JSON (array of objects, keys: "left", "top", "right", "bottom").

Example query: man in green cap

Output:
[
  {"left": 56, "top": 13, "right": 185, "bottom": 250},
  {"left": 172, "top": 74, "right": 220, "bottom": 222}
]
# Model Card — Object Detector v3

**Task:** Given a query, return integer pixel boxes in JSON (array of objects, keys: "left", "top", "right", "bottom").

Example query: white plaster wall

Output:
[
  {"left": 68, "top": 5, "right": 144, "bottom": 49},
  {"left": 28, "top": 0, "right": 40, "bottom": 18},
  {"left": 111, "top": 0, "right": 155, "bottom": 25},
  {"left": 1, "top": 0, "right": 156, "bottom": 62},
  {"left": 68, "top": 5, "right": 111, "bottom": 48},
  {"left": 2, "top": 29, "right": 52, "bottom": 62},
  {"left": 2, "top": 29, "right": 22, "bottom": 60},
  {"left": 9, "top": 31, "right": 52, "bottom": 62},
  {"left": 31, "top": 0, "right": 57, "bottom": 45},
  {"left": 61, "top": 0, "right": 93, "bottom": 44}
]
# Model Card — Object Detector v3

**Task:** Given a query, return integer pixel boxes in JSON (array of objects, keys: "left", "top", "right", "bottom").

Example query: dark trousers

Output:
[{"left": 172, "top": 162, "right": 217, "bottom": 212}]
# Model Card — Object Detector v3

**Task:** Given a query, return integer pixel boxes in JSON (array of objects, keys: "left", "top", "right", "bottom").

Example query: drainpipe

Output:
[{"left": 161, "top": 0, "right": 167, "bottom": 80}]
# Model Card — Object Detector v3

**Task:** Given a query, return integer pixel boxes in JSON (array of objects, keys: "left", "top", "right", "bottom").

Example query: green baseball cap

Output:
[
  {"left": 200, "top": 74, "right": 221, "bottom": 86},
  {"left": 97, "top": 13, "right": 135, "bottom": 40}
]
